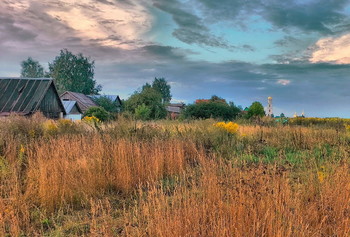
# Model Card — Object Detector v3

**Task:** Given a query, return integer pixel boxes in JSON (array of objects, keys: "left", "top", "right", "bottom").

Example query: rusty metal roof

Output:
[{"left": 0, "top": 77, "right": 65, "bottom": 116}]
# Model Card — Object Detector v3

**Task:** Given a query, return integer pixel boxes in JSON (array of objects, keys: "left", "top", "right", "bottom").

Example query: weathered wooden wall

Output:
[{"left": 39, "top": 84, "right": 65, "bottom": 119}]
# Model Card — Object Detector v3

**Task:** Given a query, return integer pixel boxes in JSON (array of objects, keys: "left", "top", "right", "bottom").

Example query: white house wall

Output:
[{"left": 64, "top": 114, "right": 82, "bottom": 121}]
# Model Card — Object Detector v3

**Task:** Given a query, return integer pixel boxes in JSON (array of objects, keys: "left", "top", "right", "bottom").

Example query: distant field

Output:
[{"left": 0, "top": 115, "right": 349, "bottom": 236}]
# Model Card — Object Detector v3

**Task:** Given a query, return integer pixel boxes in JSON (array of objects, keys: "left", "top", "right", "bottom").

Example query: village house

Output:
[
  {"left": 166, "top": 103, "right": 185, "bottom": 119},
  {"left": 0, "top": 77, "right": 66, "bottom": 119},
  {"left": 60, "top": 91, "right": 97, "bottom": 113},
  {"left": 61, "top": 100, "right": 83, "bottom": 120}
]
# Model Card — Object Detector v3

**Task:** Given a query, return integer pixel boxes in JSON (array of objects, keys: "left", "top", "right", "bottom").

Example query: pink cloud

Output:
[
  {"left": 276, "top": 79, "right": 291, "bottom": 86},
  {"left": 310, "top": 34, "right": 350, "bottom": 64}
]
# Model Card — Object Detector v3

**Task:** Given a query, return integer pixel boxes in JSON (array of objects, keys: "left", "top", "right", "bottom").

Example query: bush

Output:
[
  {"left": 92, "top": 96, "right": 120, "bottom": 113},
  {"left": 135, "top": 104, "right": 152, "bottom": 121},
  {"left": 84, "top": 107, "right": 110, "bottom": 121},
  {"left": 182, "top": 100, "right": 240, "bottom": 120}
]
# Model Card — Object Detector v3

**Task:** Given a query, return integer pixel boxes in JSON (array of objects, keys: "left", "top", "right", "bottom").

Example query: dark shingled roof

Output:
[{"left": 0, "top": 77, "right": 65, "bottom": 116}]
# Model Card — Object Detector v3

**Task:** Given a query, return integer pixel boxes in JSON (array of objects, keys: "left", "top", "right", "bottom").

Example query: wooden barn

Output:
[
  {"left": 60, "top": 91, "right": 97, "bottom": 113},
  {"left": 0, "top": 78, "right": 66, "bottom": 119}
]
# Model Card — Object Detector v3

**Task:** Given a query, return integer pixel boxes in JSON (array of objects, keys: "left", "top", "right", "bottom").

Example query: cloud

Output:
[
  {"left": 274, "top": 36, "right": 301, "bottom": 47},
  {"left": 44, "top": 0, "right": 152, "bottom": 49},
  {"left": 140, "top": 45, "right": 193, "bottom": 61},
  {"left": 0, "top": 0, "right": 153, "bottom": 50},
  {"left": 196, "top": 0, "right": 350, "bottom": 35},
  {"left": 152, "top": 0, "right": 232, "bottom": 49},
  {"left": 261, "top": 0, "right": 349, "bottom": 34},
  {"left": 0, "top": 16, "right": 36, "bottom": 39},
  {"left": 276, "top": 79, "right": 291, "bottom": 86},
  {"left": 310, "top": 34, "right": 350, "bottom": 64}
]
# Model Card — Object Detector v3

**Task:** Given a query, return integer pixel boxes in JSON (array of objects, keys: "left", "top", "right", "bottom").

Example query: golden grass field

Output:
[{"left": 0, "top": 114, "right": 349, "bottom": 236}]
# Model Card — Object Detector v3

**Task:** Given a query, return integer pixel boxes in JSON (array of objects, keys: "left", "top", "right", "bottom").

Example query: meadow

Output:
[{"left": 0, "top": 114, "right": 349, "bottom": 236}]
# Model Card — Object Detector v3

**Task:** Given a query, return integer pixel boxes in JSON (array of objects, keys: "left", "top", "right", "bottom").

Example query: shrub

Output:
[
  {"left": 84, "top": 106, "right": 110, "bottom": 121},
  {"left": 214, "top": 121, "right": 239, "bottom": 134},
  {"left": 92, "top": 96, "right": 120, "bottom": 113},
  {"left": 82, "top": 116, "right": 101, "bottom": 128},
  {"left": 135, "top": 104, "right": 152, "bottom": 121}
]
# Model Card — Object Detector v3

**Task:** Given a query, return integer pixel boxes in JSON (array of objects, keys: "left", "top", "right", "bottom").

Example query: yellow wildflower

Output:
[
  {"left": 19, "top": 145, "right": 25, "bottom": 154},
  {"left": 214, "top": 121, "right": 239, "bottom": 134},
  {"left": 43, "top": 120, "right": 58, "bottom": 135},
  {"left": 83, "top": 116, "right": 100, "bottom": 124},
  {"left": 18, "top": 145, "right": 26, "bottom": 163},
  {"left": 28, "top": 129, "right": 35, "bottom": 138},
  {"left": 58, "top": 119, "right": 74, "bottom": 126},
  {"left": 345, "top": 124, "right": 350, "bottom": 132},
  {"left": 317, "top": 166, "right": 327, "bottom": 183},
  {"left": 317, "top": 171, "right": 326, "bottom": 183}
]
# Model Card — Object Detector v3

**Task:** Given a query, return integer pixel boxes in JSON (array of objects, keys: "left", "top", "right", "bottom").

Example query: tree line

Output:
[{"left": 21, "top": 49, "right": 267, "bottom": 121}]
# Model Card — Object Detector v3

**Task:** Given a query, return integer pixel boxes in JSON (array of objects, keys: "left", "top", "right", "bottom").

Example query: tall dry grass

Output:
[
  {"left": 0, "top": 133, "right": 202, "bottom": 235},
  {"left": 124, "top": 160, "right": 350, "bottom": 236},
  {"left": 0, "top": 115, "right": 349, "bottom": 236}
]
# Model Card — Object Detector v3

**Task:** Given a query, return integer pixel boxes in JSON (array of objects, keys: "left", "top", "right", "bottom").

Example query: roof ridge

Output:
[{"left": 0, "top": 77, "right": 52, "bottom": 80}]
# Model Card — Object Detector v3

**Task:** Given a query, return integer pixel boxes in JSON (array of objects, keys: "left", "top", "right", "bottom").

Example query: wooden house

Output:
[
  {"left": 0, "top": 78, "right": 66, "bottom": 119},
  {"left": 61, "top": 100, "right": 83, "bottom": 120},
  {"left": 166, "top": 103, "right": 185, "bottom": 119},
  {"left": 60, "top": 91, "right": 97, "bottom": 113}
]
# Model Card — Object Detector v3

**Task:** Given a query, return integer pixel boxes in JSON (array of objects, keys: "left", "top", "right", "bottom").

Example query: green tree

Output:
[
  {"left": 210, "top": 95, "right": 226, "bottom": 103},
  {"left": 20, "top": 57, "right": 45, "bottom": 78},
  {"left": 142, "top": 83, "right": 152, "bottom": 91},
  {"left": 151, "top": 77, "right": 171, "bottom": 104},
  {"left": 49, "top": 49, "right": 101, "bottom": 95},
  {"left": 124, "top": 87, "right": 166, "bottom": 119},
  {"left": 247, "top": 101, "right": 265, "bottom": 119},
  {"left": 92, "top": 96, "right": 120, "bottom": 113},
  {"left": 84, "top": 106, "right": 110, "bottom": 121},
  {"left": 183, "top": 97, "right": 240, "bottom": 120}
]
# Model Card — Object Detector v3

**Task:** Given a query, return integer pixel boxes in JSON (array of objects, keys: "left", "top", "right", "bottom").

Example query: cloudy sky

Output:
[{"left": 1, "top": 0, "right": 350, "bottom": 117}]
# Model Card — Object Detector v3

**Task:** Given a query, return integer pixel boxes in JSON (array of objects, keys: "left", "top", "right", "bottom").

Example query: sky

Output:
[{"left": 1, "top": 0, "right": 350, "bottom": 117}]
